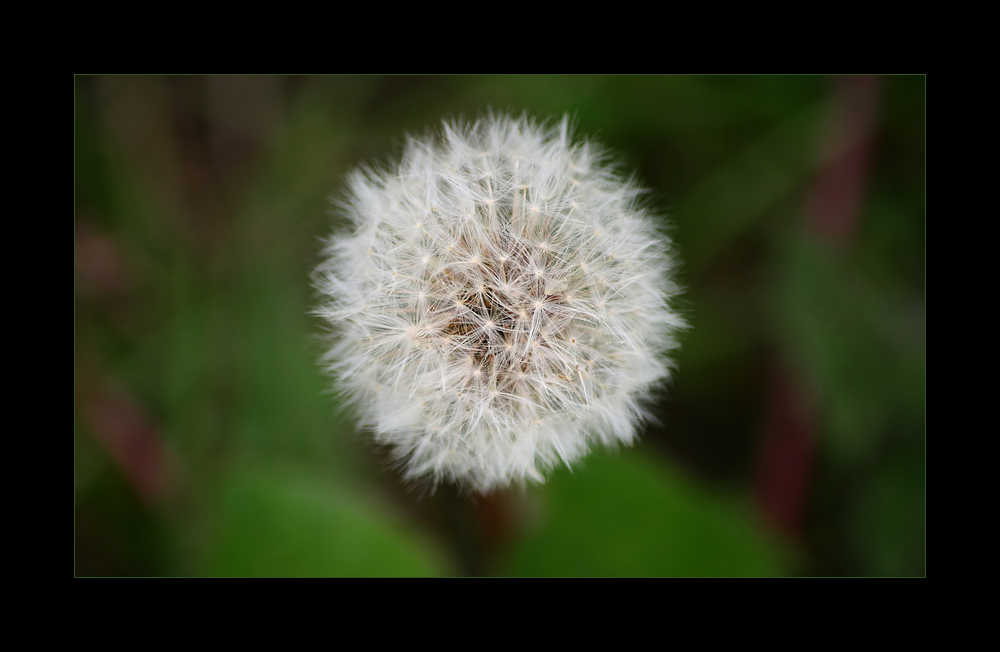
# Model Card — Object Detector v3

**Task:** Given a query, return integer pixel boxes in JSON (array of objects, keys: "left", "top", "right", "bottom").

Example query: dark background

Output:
[{"left": 75, "top": 75, "right": 925, "bottom": 576}]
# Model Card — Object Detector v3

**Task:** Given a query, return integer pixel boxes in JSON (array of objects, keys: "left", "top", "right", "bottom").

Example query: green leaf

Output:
[
  {"left": 503, "top": 449, "right": 784, "bottom": 577},
  {"left": 203, "top": 467, "right": 449, "bottom": 577}
]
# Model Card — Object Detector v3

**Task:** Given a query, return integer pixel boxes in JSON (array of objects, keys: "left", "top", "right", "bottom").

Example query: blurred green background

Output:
[{"left": 74, "top": 75, "right": 925, "bottom": 577}]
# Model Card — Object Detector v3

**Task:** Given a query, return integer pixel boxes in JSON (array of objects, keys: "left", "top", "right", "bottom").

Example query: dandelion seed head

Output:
[{"left": 314, "top": 113, "right": 685, "bottom": 492}]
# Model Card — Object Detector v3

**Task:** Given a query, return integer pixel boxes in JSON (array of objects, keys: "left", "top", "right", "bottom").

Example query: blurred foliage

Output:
[
  {"left": 75, "top": 75, "right": 924, "bottom": 576},
  {"left": 777, "top": 237, "right": 924, "bottom": 461}
]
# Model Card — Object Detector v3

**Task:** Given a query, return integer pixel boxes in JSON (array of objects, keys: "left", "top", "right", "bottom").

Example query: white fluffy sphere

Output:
[{"left": 315, "top": 113, "right": 684, "bottom": 491}]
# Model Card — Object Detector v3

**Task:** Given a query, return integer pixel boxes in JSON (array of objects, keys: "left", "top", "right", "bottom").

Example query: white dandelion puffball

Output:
[{"left": 315, "top": 113, "right": 685, "bottom": 492}]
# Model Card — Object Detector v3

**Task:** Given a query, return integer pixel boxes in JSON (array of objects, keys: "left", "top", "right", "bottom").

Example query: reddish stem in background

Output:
[
  {"left": 806, "top": 75, "right": 881, "bottom": 248},
  {"left": 82, "top": 386, "right": 170, "bottom": 505},
  {"left": 755, "top": 362, "right": 817, "bottom": 537},
  {"left": 755, "top": 75, "right": 880, "bottom": 538}
]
